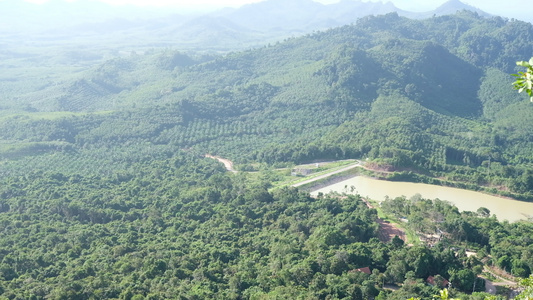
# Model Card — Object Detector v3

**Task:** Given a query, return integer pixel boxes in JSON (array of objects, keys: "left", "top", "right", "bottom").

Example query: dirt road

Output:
[
  {"left": 205, "top": 154, "right": 236, "bottom": 172},
  {"left": 483, "top": 266, "right": 517, "bottom": 286}
]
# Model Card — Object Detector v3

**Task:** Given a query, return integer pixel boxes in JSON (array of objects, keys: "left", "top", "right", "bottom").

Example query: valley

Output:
[{"left": 0, "top": 0, "right": 533, "bottom": 299}]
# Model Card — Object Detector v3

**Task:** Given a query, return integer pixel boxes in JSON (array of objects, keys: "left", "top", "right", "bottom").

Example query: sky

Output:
[{"left": 19, "top": 0, "right": 533, "bottom": 23}]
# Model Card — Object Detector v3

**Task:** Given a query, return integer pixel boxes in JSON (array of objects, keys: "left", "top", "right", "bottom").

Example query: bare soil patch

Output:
[
  {"left": 377, "top": 219, "right": 406, "bottom": 243},
  {"left": 205, "top": 154, "right": 236, "bottom": 172},
  {"left": 362, "top": 198, "right": 406, "bottom": 243}
]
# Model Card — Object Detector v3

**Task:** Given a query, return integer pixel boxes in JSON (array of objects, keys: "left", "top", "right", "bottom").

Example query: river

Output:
[{"left": 310, "top": 176, "right": 533, "bottom": 222}]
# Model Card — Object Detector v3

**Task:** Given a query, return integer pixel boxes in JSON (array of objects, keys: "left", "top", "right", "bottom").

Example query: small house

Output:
[
  {"left": 427, "top": 275, "right": 449, "bottom": 288},
  {"left": 355, "top": 267, "right": 372, "bottom": 275}
]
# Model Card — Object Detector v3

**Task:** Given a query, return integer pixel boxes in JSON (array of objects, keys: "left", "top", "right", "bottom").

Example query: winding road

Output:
[
  {"left": 205, "top": 154, "right": 237, "bottom": 173},
  {"left": 205, "top": 155, "right": 364, "bottom": 186}
]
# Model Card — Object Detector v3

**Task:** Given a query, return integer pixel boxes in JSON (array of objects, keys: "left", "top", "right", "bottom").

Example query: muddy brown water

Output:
[{"left": 311, "top": 176, "right": 533, "bottom": 222}]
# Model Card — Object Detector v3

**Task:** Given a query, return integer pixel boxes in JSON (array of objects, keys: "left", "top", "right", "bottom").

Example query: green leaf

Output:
[{"left": 517, "top": 61, "right": 531, "bottom": 68}]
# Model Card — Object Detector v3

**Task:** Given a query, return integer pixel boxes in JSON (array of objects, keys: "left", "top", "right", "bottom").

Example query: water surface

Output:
[{"left": 311, "top": 176, "right": 533, "bottom": 222}]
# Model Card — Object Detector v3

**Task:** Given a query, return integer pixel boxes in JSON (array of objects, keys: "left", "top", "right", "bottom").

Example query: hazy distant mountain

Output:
[
  {"left": 215, "top": 0, "right": 494, "bottom": 33},
  {"left": 0, "top": 0, "right": 496, "bottom": 52},
  {"left": 160, "top": 16, "right": 265, "bottom": 51},
  {"left": 224, "top": 0, "right": 321, "bottom": 31},
  {"left": 0, "top": 0, "right": 171, "bottom": 34},
  {"left": 433, "top": 0, "right": 491, "bottom": 17},
  {"left": 401, "top": 0, "right": 492, "bottom": 19},
  {"left": 216, "top": 0, "right": 402, "bottom": 32}
]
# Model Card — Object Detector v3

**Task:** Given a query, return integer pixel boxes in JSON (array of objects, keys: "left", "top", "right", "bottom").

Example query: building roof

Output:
[
  {"left": 427, "top": 275, "right": 449, "bottom": 287},
  {"left": 355, "top": 267, "right": 372, "bottom": 275}
]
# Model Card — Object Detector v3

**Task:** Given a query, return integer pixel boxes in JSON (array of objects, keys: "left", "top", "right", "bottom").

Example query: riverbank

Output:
[
  {"left": 376, "top": 170, "right": 533, "bottom": 202},
  {"left": 311, "top": 175, "right": 533, "bottom": 222},
  {"left": 296, "top": 161, "right": 532, "bottom": 203},
  {"left": 205, "top": 154, "right": 532, "bottom": 205}
]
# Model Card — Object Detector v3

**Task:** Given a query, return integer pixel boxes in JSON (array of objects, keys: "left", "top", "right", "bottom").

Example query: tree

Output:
[
  {"left": 392, "top": 235, "right": 405, "bottom": 248},
  {"left": 515, "top": 275, "right": 533, "bottom": 300},
  {"left": 434, "top": 288, "right": 458, "bottom": 300},
  {"left": 449, "top": 269, "right": 475, "bottom": 292},
  {"left": 512, "top": 58, "right": 533, "bottom": 102},
  {"left": 476, "top": 207, "right": 490, "bottom": 218}
]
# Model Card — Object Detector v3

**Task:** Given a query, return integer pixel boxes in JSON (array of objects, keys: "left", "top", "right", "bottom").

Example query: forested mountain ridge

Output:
[
  {"left": 0, "top": 0, "right": 501, "bottom": 55},
  {"left": 2, "top": 11, "right": 533, "bottom": 196}
]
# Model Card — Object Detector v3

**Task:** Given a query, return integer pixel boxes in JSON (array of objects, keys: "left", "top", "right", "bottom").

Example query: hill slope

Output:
[
  {"left": 1, "top": 10, "right": 533, "bottom": 300},
  {"left": 1, "top": 12, "right": 533, "bottom": 196}
]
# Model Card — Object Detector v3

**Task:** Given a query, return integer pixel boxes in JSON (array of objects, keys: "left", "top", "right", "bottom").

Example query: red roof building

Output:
[
  {"left": 355, "top": 267, "right": 372, "bottom": 275},
  {"left": 427, "top": 275, "right": 449, "bottom": 287}
]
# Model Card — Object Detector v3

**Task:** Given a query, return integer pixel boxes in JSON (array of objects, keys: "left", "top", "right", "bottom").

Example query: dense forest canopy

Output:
[{"left": 0, "top": 10, "right": 533, "bottom": 299}]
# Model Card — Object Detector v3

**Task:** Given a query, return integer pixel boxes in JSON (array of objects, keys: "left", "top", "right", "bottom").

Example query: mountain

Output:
[
  {"left": 0, "top": 0, "right": 497, "bottom": 53},
  {"left": 433, "top": 0, "right": 491, "bottom": 17},
  {"left": 2, "top": 2, "right": 533, "bottom": 194},
  {"left": 401, "top": 0, "right": 492, "bottom": 19},
  {"left": 214, "top": 0, "right": 494, "bottom": 36},
  {"left": 0, "top": 0, "right": 160, "bottom": 33},
  {"left": 219, "top": 0, "right": 325, "bottom": 31},
  {"left": 2, "top": 12, "right": 533, "bottom": 191},
  {"left": 215, "top": 0, "right": 400, "bottom": 31},
  {"left": 1, "top": 10, "right": 533, "bottom": 299}
]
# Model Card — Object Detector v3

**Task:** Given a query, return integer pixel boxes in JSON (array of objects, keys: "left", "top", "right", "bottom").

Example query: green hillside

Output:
[
  {"left": 1, "top": 11, "right": 533, "bottom": 299},
  {"left": 5, "top": 12, "right": 532, "bottom": 194}
]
